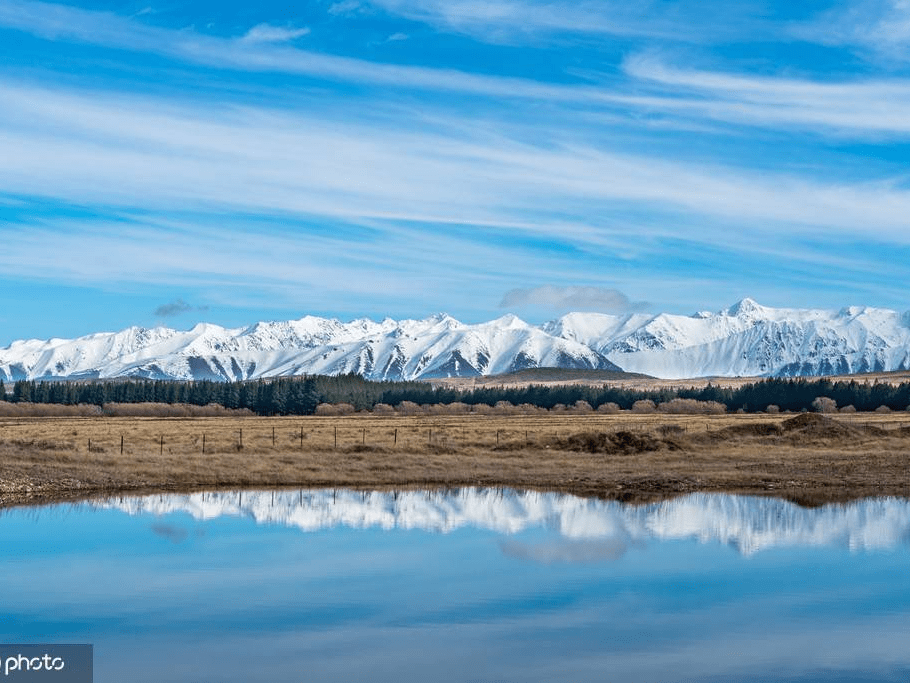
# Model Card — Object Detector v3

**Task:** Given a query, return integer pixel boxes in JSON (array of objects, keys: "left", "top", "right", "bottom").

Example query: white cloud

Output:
[
  {"left": 5, "top": 0, "right": 910, "bottom": 141},
  {"left": 240, "top": 23, "right": 310, "bottom": 44},
  {"left": 0, "top": 0, "right": 617, "bottom": 102},
  {"left": 361, "top": 0, "right": 755, "bottom": 43},
  {"left": 796, "top": 0, "right": 910, "bottom": 61},
  {"left": 3, "top": 79, "right": 910, "bottom": 243},
  {"left": 328, "top": 0, "right": 363, "bottom": 16},
  {"left": 499, "top": 286, "right": 647, "bottom": 313},
  {"left": 623, "top": 53, "right": 910, "bottom": 136},
  {"left": 0, "top": 214, "right": 606, "bottom": 319}
]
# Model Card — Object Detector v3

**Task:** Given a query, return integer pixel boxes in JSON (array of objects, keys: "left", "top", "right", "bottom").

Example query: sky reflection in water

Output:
[{"left": 1, "top": 489, "right": 909, "bottom": 683}]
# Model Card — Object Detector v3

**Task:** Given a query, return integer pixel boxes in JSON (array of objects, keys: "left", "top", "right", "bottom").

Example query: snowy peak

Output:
[
  {"left": 0, "top": 311, "right": 620, "bottom": 382},
  {"left": 2, "top": 300, "right": 910, "bottom": 381},
  {"left": 726, "top": 297, "right": 765, "bottom": 317}
]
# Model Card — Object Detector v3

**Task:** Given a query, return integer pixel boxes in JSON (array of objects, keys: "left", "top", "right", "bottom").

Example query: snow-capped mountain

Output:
[
  {"left": 0, "top": 312, "right": 620, "bottom": 382},
  {"left": 546, "top": 298, "right": 910, "bottom": 379},
  {"left": 100, "top": 488, "right": 910, "bottom": 557},
  {"left": 2, "top": 299, "right": 909, "bottom": 381}
]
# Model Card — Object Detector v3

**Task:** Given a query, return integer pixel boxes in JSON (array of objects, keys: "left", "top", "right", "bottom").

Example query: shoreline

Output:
[
  {"left": 2, "top": 412, "right": 909, "bottom": 509},
  {"left": 3, "top": 481, "right": 908, "bottom": 512}
]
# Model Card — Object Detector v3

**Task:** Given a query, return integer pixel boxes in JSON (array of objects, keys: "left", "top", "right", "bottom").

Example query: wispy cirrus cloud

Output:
[
  {"left": 623, "top": 53, "right": 910, "bottom": 136},
  {"left": 2, "top": 0, "right": 909, "bottom": 334},
  {"left": 0, "top": 213, "right": 635, "bottom": 319},
  {"left": 3, "top": 0, "right": 910, "bottom": 143},
  {"left": 0, "top": 0, "right": 619, "bottom": 102},
  {"left": 240, "top": 23, "right": 310, "bottom": 44},
  {"left": 795, "top": 0, "right": 910, "bottom": 61},
  {"left": 3, "top": 79, "right": 910, "bottom": 241},
  {"left": 360, "top": 0, "right": 765, "bottom": 44},
  {"left": 328, "top": 0, "right": 364, "bottom": 16}
]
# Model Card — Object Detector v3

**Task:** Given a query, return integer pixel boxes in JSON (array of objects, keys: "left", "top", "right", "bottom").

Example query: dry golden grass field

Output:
[{"left": 2, "top": 410, "right": 910, "bottom": 508}]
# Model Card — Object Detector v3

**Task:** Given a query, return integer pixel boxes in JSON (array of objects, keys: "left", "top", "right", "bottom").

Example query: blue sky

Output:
[{"left": 1, "top": 0, "right": 910, "bottom": 342}]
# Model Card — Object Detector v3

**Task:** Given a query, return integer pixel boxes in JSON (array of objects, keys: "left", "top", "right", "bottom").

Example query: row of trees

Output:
[
  {"left": 0, "top": 377, "right": 319, "bottom": 416},
  {"left": 1, "top": 374, "right": 909, "bottom": 415}
]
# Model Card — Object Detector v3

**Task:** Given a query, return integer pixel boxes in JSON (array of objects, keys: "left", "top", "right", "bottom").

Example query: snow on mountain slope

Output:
[
  {"left": 549, "top": 298, "right": 910, "bottom": 379},
  {"left": 101, "top": 488, "right": 910, "bottom": 557},
  {"left": 0, "top": 312, "right": 620, "bottom": 382},
  {"left": 2, "top": 299, "right": 909, "bottom": 381}
]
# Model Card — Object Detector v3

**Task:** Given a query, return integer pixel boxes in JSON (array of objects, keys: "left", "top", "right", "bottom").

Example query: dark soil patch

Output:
[
  {"left": 717, "top": 422, "right": 783, "bottom": 437},
  {"left": 557, "top": 431, "right": 669, "bottom": 455},
  {"left": 343, "top": 444, "right": 390, "bottom": 454},
  {"left": 781, "top": 413, "right": 864, "bottom": 441}
]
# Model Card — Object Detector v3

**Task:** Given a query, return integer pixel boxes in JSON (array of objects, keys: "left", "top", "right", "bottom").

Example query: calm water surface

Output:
[{"left": 2, "top": 489, "right": 909, "bottom": 682}]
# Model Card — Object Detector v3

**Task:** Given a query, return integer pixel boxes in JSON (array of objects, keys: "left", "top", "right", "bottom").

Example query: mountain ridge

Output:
[{"left": 2, "top": 299, "right": 910, "bottom": 381}]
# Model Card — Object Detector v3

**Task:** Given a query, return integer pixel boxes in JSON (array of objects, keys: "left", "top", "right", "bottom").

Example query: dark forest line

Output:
[{"left": 2, "top": 373, "right": 910, "bottom": 416}]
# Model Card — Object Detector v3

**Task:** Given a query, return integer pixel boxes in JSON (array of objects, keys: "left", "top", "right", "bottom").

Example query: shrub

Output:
[
  {"left": 0, "top": 402, "right": 102, "bottom": 417},
  {"left": 493, "top": 401, "right": 516, "bottom": 415},
  {"left": 315, "top": 402, "right": 356, "bottom": 416},
  {"left": 573, "top": 400, "right": 593, "bottom": 412},
  {"left": 597, "top": 402, "right": 621, "bottom": 414},
  {"left": 631, "top": 399, "right": 656, "bottom": 414},
  {"left": 839, "top": 405, "right": 857, "bottom": 414},
  {"left": 875, "top": 405, "right": 892, "bottom": 413},
  {"left": 395, "top": 401, "right": 423, "bottom": 415},
  {"left": 102, "top": 402, "right": 251, "bottom": 417},
  {"left": 658, "top": 398, "right": 726, "bottom": 414},
  {"left": 811, "top": 397, "right": 838, "bottom": 413},
  {"left": 766, "top": 405, "right": 780, "bottom": 414}
]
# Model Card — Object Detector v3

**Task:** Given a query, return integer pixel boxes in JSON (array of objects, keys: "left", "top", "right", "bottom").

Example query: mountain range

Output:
[{"left": 2, "top": 298, "right": 910, "bottom": 382}]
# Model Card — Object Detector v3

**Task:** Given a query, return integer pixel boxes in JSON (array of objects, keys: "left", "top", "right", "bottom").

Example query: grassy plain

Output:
[{"left": 2, "top": 411, "right": 910, "bottom": 508}]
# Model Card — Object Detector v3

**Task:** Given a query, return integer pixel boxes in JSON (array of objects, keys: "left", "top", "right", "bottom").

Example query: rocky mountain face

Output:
[{"left": 2, "top": 299, "right": 909, "bottom": 381}]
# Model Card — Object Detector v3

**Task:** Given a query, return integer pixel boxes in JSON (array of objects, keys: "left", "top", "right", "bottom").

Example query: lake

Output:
[{"left": 2, "top": 488, "right": 909, "bottom": 682}]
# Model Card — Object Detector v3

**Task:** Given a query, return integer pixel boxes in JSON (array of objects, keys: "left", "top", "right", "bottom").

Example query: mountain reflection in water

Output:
[
  {"left": 98, "top": 488, "right": 910, "bottom": 557},
  {"left": 4, "top": 489, "right": 910, "bottom": 682}
]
